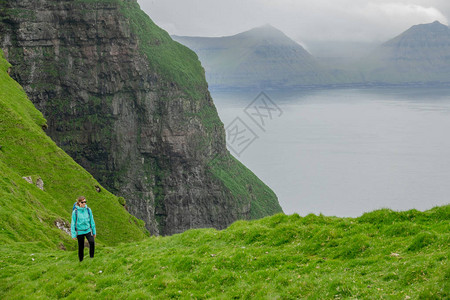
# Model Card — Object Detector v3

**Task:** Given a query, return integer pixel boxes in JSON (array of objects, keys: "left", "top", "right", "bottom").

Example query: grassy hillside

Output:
[
  {"left": 0, "top": 50, "right": 148, "bottom": 249},
  {"left": 1, "top": 205, "right": 448, "bottom": 299}
]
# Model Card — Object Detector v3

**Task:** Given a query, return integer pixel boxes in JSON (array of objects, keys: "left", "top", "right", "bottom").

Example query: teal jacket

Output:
[{"left": 71, "top": 205, "right": 96, "bottom": 238}]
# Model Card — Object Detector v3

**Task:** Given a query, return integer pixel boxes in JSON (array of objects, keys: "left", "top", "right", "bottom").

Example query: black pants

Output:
[{"left": 77, "top": 232, "right": 95, "bottom": 262}]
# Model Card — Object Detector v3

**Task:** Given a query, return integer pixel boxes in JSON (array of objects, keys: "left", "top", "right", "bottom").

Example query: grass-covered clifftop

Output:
[
  {"left": 1, "top": 206, "right": 448, "bottom": 298},
  {"left": 0, "top": 51, "right": 148, "bottom": 249}
]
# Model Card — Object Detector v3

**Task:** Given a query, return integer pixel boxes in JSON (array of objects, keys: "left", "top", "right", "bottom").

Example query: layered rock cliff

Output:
[{"left": 0, "top": 0, "right": 282, "bottom": 235}]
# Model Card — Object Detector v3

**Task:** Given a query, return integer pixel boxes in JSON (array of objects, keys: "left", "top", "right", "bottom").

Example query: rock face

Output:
[
  {"left": 22, "top": 176, "right": 44, "bottom": 190},
  {"left": 0, "top": 0, "right": 282, "bottom": 235}
]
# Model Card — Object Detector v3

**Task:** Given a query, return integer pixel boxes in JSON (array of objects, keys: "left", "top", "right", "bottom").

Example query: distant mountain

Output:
[
  {"left": 173, "top": 25, "right": 343, "bottom": 90},
  {"left": 175, "top": 22, "right": 450, "bottom": 90},
  {"left": 361, "top": 21, "right": 450, "bottom": 84}
]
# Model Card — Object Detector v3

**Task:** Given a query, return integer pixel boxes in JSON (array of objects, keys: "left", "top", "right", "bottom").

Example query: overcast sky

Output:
[{"left": 138, "top": 0, "right": 449, "bottom": 44}]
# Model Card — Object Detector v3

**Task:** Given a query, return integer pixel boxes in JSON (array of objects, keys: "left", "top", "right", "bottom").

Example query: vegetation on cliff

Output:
[
  {"left": 119, "top": 0, "right": 208, "bottom": 100},
  {"left": 0, "top": 50, "right": 148, "bottom": 249},
  {"left": 209, "top": 155, "right": 282, "bottom": 219},
  {"left": 1, "top": 205, "right": 448, "bottom": 299}
]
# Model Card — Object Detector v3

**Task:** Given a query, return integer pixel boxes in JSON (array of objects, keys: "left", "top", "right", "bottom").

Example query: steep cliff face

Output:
[{"left": 0, "top": 0, "right": 282, "bottom": 235}]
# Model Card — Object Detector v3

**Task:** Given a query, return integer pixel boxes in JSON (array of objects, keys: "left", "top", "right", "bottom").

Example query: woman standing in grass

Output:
[{"left": 71, "top": 196, "right": 96, "bottom": 262}]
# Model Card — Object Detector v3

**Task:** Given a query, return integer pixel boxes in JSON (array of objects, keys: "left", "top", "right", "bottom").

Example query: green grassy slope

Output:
[
  {"left": 0, "top": 51, "right": 148, "bottom": 249},
  {"left": 1, "top": 205, "right": 448, "bottom": 299}
]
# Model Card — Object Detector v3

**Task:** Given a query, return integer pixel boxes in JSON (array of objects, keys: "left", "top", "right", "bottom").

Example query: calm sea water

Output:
[{"left": 211, "top": 87, "right": 450, "bottom": 217}]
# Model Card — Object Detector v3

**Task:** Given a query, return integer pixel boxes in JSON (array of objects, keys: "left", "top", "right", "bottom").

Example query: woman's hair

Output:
[{"left": 77, "top": 196, "right": 86, "bottom": 205}]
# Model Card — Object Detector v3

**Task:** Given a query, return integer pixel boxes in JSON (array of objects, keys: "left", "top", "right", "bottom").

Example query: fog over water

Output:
[{"left": 212, "top": 87, "right": 450, "bottom": 217}]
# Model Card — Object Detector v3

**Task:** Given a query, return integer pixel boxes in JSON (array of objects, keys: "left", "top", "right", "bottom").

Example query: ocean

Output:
[{"left": 212, "top": 87, "right": 450, "bottom": 217}]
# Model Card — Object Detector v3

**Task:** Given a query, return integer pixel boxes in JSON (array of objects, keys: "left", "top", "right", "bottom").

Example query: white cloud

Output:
[{"left": 375, "top": 3, "right": 445, "bottom": 20}]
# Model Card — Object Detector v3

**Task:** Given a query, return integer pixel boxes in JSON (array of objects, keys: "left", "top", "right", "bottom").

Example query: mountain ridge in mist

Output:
[
  {"left": 173, "top": 24, "right": 342, "bottom": 90},
  {"left": 174, "top": 21, "right": 450, "bottom": 90}
]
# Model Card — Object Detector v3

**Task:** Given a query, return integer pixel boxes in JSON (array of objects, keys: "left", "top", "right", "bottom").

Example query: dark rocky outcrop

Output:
[{"left": 0, "top": 0, "right": 282, "bottom": 235}]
